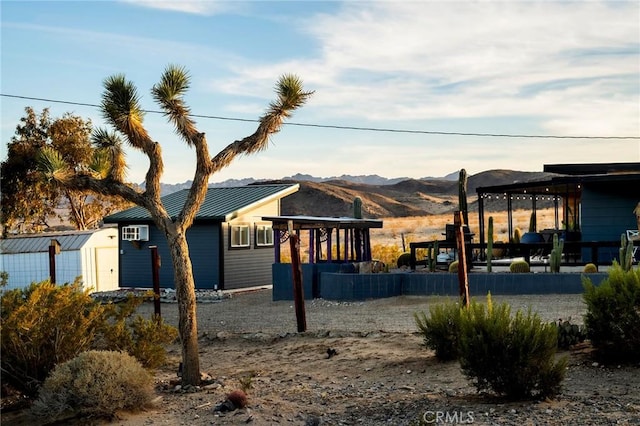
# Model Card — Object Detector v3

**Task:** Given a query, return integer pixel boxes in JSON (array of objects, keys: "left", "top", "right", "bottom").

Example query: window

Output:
[
  {"left": 255, "top": 224, "right": 274, "bottom": 247},
  {"left": 230, "top": 224, "right": 250, "bottom": 248}
]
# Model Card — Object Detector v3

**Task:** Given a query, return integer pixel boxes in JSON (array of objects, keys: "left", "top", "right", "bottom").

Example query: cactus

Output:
[
  {"left": 458, "top": 169, "right": 468, "bottom": 226},
  {"left": 619, "top": 233, "right": 633, "bottom": 272},
  {"left": 550, "top": 233, "right": 564, "bottom": 273},
  {"left": 509, "top": 259, "right": 530, "bottom": 273},
  {"left": 555, "top": 318, "right": 586, "bottom": 349},
  {"left": 353, "top": 197, "right": 362, "bottom": 219},
  {"left": 513, "top": 228, "right": 522, "bottom": 245},
  {"left": 427, "top": 240, "right": 439, "bottom": 272},
  {"left": 583, "top": 263, "right": 598, "bottom": 273},
  {"left": 529, "top": 211, "right": 537, "bottom": 233},
  {"left": 487, "top": 216, "right": 494, "bottom": 272},
  {"left": 448, "top": 260, "right": 459, "bottom": 273}
]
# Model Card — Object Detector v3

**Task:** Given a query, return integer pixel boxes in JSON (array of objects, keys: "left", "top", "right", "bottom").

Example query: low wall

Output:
[{"left": 272, "top": 263, "right": 608, "bottom": 301}]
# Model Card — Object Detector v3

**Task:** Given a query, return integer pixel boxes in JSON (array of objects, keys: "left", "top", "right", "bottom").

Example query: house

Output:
[
  {"left": 475, "top": 162, "right": 640, "bottom": 263},
  {"left": 103, "top": 183, "right": 299, "bottom": 290},
  {"left": 0, "top": 227, "right": 119, "bottom": 292}
]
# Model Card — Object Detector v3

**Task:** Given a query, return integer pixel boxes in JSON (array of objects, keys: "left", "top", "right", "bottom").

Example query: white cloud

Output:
[
  {"left": 119, "top": 0, "right": 242, "bottom": 16},
  {"left": 216, "top": 1, "right": 639, "bottom": 137}
]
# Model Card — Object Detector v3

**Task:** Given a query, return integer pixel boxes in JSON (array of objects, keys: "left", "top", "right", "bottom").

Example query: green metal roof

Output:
[{"left": 104, "top": 184, "right": 299, "bottom": 223}]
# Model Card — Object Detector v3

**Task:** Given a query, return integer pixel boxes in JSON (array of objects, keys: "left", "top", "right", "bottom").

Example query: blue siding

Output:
[
  {"left": 119, "top": 223, "right": 220, "bottom": 289},
  {"left": 581, "top": 183, "right": 640, "bottom": 263}
]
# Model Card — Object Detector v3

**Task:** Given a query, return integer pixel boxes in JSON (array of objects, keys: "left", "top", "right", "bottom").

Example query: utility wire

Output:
[{"left": 2, "top": 93, "right": 639, "bottom": 140}]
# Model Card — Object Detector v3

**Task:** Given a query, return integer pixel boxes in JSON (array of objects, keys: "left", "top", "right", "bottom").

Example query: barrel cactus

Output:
[
  {"left": 448, "top": 260, "right": 459, "bottom": 273},
  {"left": 509, "top": 259, "right": 530, "bottom": 273},
  {"left": 583, "top": 263, "right": 598, "bottom": 273}
]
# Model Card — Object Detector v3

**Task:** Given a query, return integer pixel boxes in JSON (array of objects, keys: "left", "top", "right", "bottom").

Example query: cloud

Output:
[
  {"left": 215, "top": 1, "right": 639, "bottom": 137},
  {"left": 119, "top": 0, "right": 242, "bottom": 16}
]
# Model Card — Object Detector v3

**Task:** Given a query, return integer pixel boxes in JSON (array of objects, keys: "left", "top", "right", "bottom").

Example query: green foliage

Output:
[
  {"left": 619, "top": 233, "right": 634, "bottom": 272},
  {"left": 426, "top": 240, "right": 439, "bottom": 272},
  {"left": 29, "top": 350, "right": 154, "bottom": 422},
  {"left": 583, "top": 263, "right": 598, "bottom": 273},
  {"left": 448, "top": 260, "right": 459, "bottom": 273},
  {"left": 0, "top": 279, "right": 106, "bottom": 396},
  {"left": 397, "top": 252, "right": 412, "bottom": 268},
  {"left": 414, "top": 301, "right": 463, "bottom": 361},
  {"left": 1, "top": 280, "right": 177, "bottom": 396},
  {"left": 458, "top": 294, "right": 567, "bottom": 399},
  {"left": 554, "top": 318, "right": 586, "bottom": 349},
  {"left": 99, "top": 296, "right": 178, "bottom": 369},
  {"left": 550, "top": 233, "right": 564, "bottom": 273},
  {"left": 509, "top": 259, "right": 530, "bottom": 273},
  {"left": 583, "top": 263, "right": 640, "bottom": 362}
]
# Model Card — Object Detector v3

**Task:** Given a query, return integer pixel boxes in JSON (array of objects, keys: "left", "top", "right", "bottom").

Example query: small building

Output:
[
  {"left": 0, "top": 228, "right": 119, "bottom": 292},
  {"left": 103, "top": 184, "right": 299, "bottom": 290}
]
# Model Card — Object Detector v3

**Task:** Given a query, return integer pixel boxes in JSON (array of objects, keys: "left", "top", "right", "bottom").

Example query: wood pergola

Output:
[{"left": 262, "top": 215, "right": 383, "bottom": 263}]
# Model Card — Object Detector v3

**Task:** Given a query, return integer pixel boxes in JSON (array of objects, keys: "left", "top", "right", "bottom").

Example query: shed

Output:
[
  {"left": 0, "top": 227, "right": 119, "bottom": 292},
  {"left": 103, "top": 183, "right": 299, "bottom": 290}
]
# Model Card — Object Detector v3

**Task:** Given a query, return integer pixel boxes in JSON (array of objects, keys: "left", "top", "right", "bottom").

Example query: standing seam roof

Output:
[{"left": 103, "top": 184, "right": 299, "bottom": 222}]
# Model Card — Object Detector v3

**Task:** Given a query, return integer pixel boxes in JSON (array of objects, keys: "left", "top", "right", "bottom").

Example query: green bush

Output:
[
  {"left": 458, "top": 294, "right": 567, "bottom": 399},
  {"left": 414, "top": 301, "right": 462, "bottom": 361},
  {"left": 0, "top": 279, "right": 106, "bottom": 396},
  {"left": 1, "top": 280, "right": 178, "bottom": 396},
  {"left": 583, "top": 263, "right": 640, "bottom": 362},
  {"left": 98, "top": 295, "right": 178, "bottom": 369},
  {"left": 396, "top": 252, "right": 412, "bottom": 268},
  {"left": 509, "top": 259, "right": 530, "bottom": 273},
  {"left": 29, "top": 350, "right": 154, "bottom": 422}
]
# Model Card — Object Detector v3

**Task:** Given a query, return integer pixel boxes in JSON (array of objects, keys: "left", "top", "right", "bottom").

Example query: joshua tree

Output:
[{"left": 37, "top": 65, "right": 312, "bottom": 385}]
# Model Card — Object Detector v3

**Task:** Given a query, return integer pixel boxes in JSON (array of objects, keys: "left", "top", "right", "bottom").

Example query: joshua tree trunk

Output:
[{"left": 167, "top": 231, "right": 200, "bottom": 385}]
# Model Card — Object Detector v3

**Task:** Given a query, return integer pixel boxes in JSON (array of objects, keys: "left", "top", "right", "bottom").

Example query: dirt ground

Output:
[{"left": 3, "top": 289, "right": 640, "bottom": 425}]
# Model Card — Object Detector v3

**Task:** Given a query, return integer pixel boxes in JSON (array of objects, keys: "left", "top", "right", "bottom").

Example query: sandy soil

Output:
[{"left": 3, "top": 289, "right": 639, "bottom": 425}]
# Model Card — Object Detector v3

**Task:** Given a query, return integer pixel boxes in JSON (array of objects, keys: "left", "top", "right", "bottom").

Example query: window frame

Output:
[
  {"left": 229, "top": 223, "right": 250, "bottom": 249},
  {"left": 254, "top": 223, "right": 274, "bottom": 248}
]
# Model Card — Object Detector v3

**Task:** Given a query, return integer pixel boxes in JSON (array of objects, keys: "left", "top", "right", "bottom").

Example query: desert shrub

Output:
[
  {"left": 554, "top": 318, "right": 586, "bottom": 349},
  {"left": 396, "top": 252, "right": 412, "bottom": 268},
  {"left": 414, "top": 301, "right": 462, "bottom": 361},
  {"left": 583, "top": 263, "right": 598, "bottom": 273},
  {"left": 371, "top": 244, "right": 404, "bottom": 269},
  {"left": 458, "top": 294, "right": 567, "bottom": 399},
  {"left": 29, "top": 350, "right": 154, "bottom": 422},
  {"left": 583, "top": 262, "right": 640, "bottom": 362},
  {"left": 98, "top": 295, "right": 178, "bottom": 369},
  {"left": 0, "top": 279, "right": 106, "bottom": 396},
  {"left": 448, "top": 260, "right": 459, "bottom": 273},
  {"left": 1, "top": 280, "right": 177, "bottom": 396},
  {"left": 509, "top": 259, "right": 530, "bottom": 273}
]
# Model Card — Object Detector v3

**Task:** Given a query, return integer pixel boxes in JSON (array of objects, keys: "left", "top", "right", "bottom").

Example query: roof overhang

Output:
[{"left": 262, "top": 215, "right": 383, "bottom": 231}]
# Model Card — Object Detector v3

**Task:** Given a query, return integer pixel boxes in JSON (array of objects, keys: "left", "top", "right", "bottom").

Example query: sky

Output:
[{"left": 1, "top": 1, "right": 639, "bottom": 185}]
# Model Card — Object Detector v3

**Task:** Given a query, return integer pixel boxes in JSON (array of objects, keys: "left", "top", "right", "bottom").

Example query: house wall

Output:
[
  {"left": 222, "top": 202, "right": 279, "bottom": 289},
  {"left": 118, "top": 223, "right": 221, "bottom": 289},
  {"left": 580, "top": 182, "right": 640, "bottom": 263}
]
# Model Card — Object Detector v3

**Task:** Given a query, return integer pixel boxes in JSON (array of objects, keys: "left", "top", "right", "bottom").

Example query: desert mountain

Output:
[{"left": 153, "top": 170, "right": 553, "bottom": 219}]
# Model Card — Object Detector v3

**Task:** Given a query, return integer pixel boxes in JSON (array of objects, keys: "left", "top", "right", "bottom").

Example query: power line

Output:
[{"left": 2, "top": 93, "right": 639, "bottom": 140}]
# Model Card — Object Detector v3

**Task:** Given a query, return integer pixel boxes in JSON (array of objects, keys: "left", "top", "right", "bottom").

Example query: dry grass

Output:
[{"left": 279, "top": 208, "right": 558, "bottom": 266}]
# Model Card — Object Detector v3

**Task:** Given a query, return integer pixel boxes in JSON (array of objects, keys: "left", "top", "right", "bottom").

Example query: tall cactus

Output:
[
  {"left": 487, "top": 216, "right": 494, "bottom": 272},
  {"left": 458, "top": 169, "right": 469, "bottom": 226},
  {"left": 550, "top": 233, "right": 564, "bottom": 273},
  {"left": 353, "top": 196, "right": 363, "bottom": 219},
  {"left": 529, "top": 211, "right": 537, "bottom": 233},
  {"left": 620, "top": 233, "right": 633, "bottom": 271},
  {"left": 427, "top": 240, "right": 439, "bottom": 272}
]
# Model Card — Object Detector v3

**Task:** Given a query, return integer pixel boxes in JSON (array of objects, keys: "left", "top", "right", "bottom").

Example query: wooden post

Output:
[
  {"left": 149, "top": 246, "right": 161, "bottom": 320},
  {"left": 454, "top": 211, "right": 470, "bottom": 308},
  {"left": 289, "top": 221, "right": 307, "bottom": 332},
  {"left": 48, "top": 239, "right": 60, "bottom": 284}
]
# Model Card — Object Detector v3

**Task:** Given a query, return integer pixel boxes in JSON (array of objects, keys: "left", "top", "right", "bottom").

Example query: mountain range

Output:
[{"left": 157, "top": 169, "right": 555, "bottom": 218}]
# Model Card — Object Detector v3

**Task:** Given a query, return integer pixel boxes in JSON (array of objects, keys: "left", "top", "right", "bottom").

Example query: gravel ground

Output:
[{"left": 134, "top": 287, "right": 589, "bottom": 335}]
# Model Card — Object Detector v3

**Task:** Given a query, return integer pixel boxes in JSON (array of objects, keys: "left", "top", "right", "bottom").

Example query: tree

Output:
[
  {"left": 37, "top": 65, "right": 313, "bottom": 385},
  {"left": 1, "top": 108, "right": 132, "bottom": 235}
]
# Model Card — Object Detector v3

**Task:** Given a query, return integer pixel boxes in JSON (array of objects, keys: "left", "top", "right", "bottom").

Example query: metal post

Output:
[
  {"left": 48, "top": 239, "right": 60, "bottom": 284},
  {"left": 149, "top": 246, "right": 161, "bottom": 320}
]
